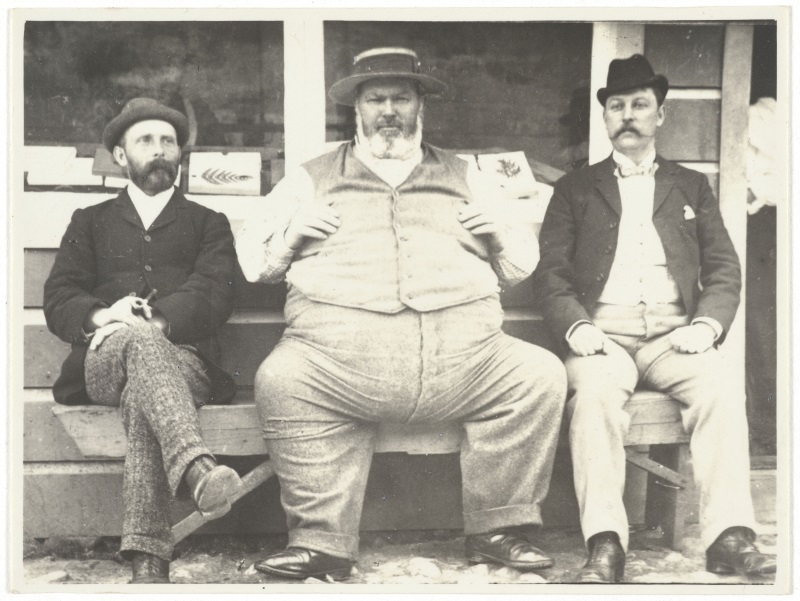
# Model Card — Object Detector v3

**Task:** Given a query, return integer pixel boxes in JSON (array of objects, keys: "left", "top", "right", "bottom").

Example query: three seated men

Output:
[{"left": 44, "top": 48, "right": 774, "bottom": 585}]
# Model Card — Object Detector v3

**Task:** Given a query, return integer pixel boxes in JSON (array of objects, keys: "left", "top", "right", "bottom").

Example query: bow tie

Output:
[{"left": 616, "top": 162, "right": 658, "bottom": 178}]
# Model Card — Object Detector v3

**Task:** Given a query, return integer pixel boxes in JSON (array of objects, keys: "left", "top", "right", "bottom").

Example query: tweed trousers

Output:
[
  {"left": 254, "top": 292, "right": 567, "bottom": 560},
  {"left": 566, "top": 302, "right": 756, "bottom": 552},
  {"left": 85, "top": 322, "right": 213, "bottom": 561}
]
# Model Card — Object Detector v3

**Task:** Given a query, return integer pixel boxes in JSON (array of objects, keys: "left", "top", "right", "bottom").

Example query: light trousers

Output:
[
  {"left": 85, "top": 322, "right": 212, "bottom": 561},
  {"left": 566, "top": 302, "right": 756, "bottom": 551},
  {"left": 254, "top": 294, "right": 567, "bottom": 560}
]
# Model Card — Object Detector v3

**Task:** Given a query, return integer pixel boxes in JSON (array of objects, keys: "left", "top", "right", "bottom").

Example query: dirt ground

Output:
[{"left": 22, "top": 521, "right": 777, "bottom": 588}]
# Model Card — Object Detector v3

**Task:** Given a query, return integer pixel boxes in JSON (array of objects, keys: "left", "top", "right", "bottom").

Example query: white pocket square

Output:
[{"left": 683, "top": 205, "right": 696, "bottom": 220}]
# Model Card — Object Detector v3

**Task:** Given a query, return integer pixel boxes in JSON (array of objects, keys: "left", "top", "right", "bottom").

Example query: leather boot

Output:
[
  {"left": 254, "top": 547, "right": 354, "bottom": 580},
  {"left": 575, "top": 531, "right": 625, "bottom": 583},
  {"left": 183, "top": 455, "right": 244, "bottom": 519},
  {"left": 706, "top": 526, "right": 776, "bottom": 576},
  {"left": 466, "top": 528, "right": 554, "bottom": 571},
  {"left": 129, "top": 551, "right": 170, "bottom": 584}
]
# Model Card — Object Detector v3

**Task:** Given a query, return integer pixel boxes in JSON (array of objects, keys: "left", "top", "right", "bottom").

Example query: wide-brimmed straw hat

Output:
[
  {"left": 328, "top": 47, "right": 447, "bottom": 106},
  {"left": 596, "top": 54, "right": 669, "bottom": 106},
  {"left": 102, "top": 97, "right": 189, "bottom": 152}
]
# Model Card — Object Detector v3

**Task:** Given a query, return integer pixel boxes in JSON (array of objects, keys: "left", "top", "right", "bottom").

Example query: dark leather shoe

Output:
[
  {"left": 706, "top": 527, "right": 776, "bottom": 576},
  {"left": 184, "top": 455, "right": 243, "bottom": 520},
  {"left": 254, "top": 547, "right": 354, "bottom": 580},
  {"left": 130, "top": 551, "right": 170, "bottom": 584},
  {"left": 575, "top": 531, "right": 625, "bottom": 583},
  {"left": 465, "top": 528, "right": 554, "bottom": 571}
]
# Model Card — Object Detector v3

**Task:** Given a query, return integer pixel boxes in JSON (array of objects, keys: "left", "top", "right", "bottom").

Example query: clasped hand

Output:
[
  {"left": 88, "top": 296, "right": 153, "bottom": 350},
  {"left": 568, "top": 323, "right": 716, "bottom": 357}
]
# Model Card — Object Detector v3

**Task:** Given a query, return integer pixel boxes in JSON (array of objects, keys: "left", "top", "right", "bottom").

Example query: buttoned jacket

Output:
[
  {"left": 533, "top": 155, "right": 741, "bottom": 350},
  {"left": 44, "top": 188, "right": 237, "bottom": 405}
]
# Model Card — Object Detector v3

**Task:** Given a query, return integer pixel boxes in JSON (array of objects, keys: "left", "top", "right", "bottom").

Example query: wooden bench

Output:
[
  {"left": 20, "top": 191, "right": 696, "bottom": 550},
  {"left": 48, "top": 389, "right": 693, "bottom": 549}
]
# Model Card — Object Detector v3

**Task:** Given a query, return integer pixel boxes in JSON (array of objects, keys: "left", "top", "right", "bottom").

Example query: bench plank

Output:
[{"left": 48, "top": 391, "right": 686, "bottom": 460}]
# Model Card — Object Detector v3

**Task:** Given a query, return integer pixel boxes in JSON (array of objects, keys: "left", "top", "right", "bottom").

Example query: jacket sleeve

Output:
[
  {"left": 152, "top": 209, "right": 236, "bottom": 345},
  {"left": 43, "top": 208, "right": 108, "bottom": 345},
  {"left": 693, "top": 174, "right": 742, "bottom": 340},
  {"left": 532, "top": 177, "right": 593, "bottom": 342}
]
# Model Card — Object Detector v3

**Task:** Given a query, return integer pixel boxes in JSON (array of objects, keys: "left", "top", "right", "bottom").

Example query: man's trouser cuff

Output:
[
  {"left": 120, "top": 534, "right": 173, "bottom": 563},
  {"left": 463, "top": 504, "right": 542, "bottom": 535},
  {"left": 288, "top": 528, "right": 360, "bottom": 561}
]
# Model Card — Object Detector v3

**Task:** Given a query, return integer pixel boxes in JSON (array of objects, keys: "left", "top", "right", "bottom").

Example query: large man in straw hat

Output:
[
  {"left": 237, "top": 47, "right": 566, "bottom": 580},
  {"left": 44, "top": 98, "right": 242, "bottom": 584},
  {"left": 534, "top": 54, "right": 776, "bottom": 582}
]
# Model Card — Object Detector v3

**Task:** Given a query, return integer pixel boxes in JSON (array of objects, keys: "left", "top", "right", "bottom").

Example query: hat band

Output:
[{"left": 354, "top": 55, "right": 418, "bottom": 76}]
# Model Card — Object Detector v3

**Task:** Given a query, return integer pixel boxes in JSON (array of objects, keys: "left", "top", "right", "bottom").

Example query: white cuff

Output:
[
  {"left": 566, "top": 319, "right": 593, "bottom": 342},
  {"left": 691, "top": 317, "right": 723, "bottom": 340}
]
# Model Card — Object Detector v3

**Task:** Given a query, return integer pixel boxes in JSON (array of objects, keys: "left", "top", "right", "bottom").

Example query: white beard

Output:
[{"left": 355, "top": 109, "right": 424, "bottom": 160}]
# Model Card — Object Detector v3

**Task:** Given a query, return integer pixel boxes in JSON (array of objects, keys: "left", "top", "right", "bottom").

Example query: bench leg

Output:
[
  {"left": 172, "top": 459, "right": 276, "bottom": 543},
  {"left": 644, "top": 443, "right": 690, "bottom": 551}
]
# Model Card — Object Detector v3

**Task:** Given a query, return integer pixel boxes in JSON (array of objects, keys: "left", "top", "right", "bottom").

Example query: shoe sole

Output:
[
  {"left": 254, "top": 563, "right": 352, "bottom": 581},
  {"left": 195, "top": 466, "right": 244, "bottom": 519},
  {"left": 706, "top": 561, "right": 777, "bottom": 576},
  {"left": 467, "top": 553, "right": 554, "bottom": 571}
]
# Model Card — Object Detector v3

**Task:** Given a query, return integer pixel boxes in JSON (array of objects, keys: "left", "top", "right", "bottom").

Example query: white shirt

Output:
[
  {"left": 127, "top": 183, "right": 174, "bottom": 230},
  {"left": 597, "top": 149, "right": 682, "bottom": 306}
]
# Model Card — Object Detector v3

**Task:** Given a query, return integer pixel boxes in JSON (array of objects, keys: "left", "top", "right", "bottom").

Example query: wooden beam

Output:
[
  {"left": 717, "top": 24, "right": 754, "bottom": 400},
  {"left": 589, "top": 23, "right": 645, "bottom": 164},
  {"left": 283, "top": 19, "right": 326, "bottom": 169}
]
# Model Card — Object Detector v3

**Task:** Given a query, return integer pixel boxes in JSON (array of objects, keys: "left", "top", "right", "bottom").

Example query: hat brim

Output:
[
  {"left": 102, "top": 104, "right": 190, "bottom": 152},
  {"left": 596, "top": 75, "right": 669, "bottom": 106},
  {"left": 328, "top": 72, "right": 447, "bottom": 106}
]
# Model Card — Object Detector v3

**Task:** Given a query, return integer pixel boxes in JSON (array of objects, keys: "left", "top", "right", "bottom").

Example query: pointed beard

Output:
[{"left": 355, "top": 108, "right": 424, "bottom": 160}]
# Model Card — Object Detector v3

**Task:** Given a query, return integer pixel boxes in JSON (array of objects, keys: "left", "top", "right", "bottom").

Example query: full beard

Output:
[
  {"left": 127, "top": 157, "right": 179, "bottom": 195},
  {"left": 356, "top": 108, "right": 424, "bottom": 160}
]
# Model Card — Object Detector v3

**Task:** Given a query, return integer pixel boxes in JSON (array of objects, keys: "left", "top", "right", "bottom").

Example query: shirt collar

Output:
[
  {"left": 613, "top": 149, "right": 657, "bottom": 170},
  {"left": 127, "top": 182, "right": 175, "bottom": 206}
]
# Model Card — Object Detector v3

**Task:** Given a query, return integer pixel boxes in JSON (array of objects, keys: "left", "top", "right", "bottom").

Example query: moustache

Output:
[
  {"left": 145, "top": 158, "right": 178, "bottom": 176},
  {"left": 614, "top": 126, "right": 641, "bottom": 138}
]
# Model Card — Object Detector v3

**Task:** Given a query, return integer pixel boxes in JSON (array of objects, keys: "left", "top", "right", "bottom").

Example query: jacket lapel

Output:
[
  {"left": 113, "top": 189, "right": 144, "bottom": 229},
  {"left": 148, "top": 188, "right": 187, "bottom": 231},
  {"left": 653, "top": 156, "right": 677, "bottom": 215},
  {"left": 593, "top": 156, "right": 622, "bottom": 216}
]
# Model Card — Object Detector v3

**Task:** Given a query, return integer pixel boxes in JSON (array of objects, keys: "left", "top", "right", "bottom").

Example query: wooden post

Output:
[
  {"left": 283, "top": 18, "right": 327, "bottom": 169},
  {"left": 717, "top": 24, "right": 754, "bottom": 401},
  {"left": 588, "top": 23, "right": 645, "bottom": 164}
]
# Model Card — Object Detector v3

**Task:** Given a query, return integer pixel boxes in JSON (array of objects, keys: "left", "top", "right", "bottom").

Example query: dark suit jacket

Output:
[
  {"left": 533, "top": 155, "right": 741, "bottom": 352},
  {"left": 43, "top": 188, "right": 237, "bottom": 405}
]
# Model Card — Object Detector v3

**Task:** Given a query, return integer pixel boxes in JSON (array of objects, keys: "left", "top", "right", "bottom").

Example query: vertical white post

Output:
[
  {"left": 283, "top": 19, "right": 327, "bottom": 169},
  {"left": 588, "top": 23, "right": 645, "bottom": 164},
  {"left": 717, "top": 24, "right": 753, "bottom": 396}
]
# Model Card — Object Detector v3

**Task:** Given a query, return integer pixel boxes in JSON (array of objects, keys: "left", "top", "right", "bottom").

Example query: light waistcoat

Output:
[
  {"left": 286, "top": 142, "right": 500, "bottom": 313},
  {"left": 598, "top": 151, "right": 682, "bottom": 306}
]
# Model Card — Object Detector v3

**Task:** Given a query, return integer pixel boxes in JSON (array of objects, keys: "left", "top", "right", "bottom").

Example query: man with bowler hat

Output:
[
  {"left": 534, "top": 54, "right": 776, "bottom": 582},
  {"left": 44, "top": 97, "right": 242, "bottom": 583},
  {"left": 237, "top": 47, "right": 566, "bottom": 581}
]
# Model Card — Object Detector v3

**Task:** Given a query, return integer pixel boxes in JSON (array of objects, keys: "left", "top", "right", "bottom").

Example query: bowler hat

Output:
[
  {"left": 328, "top": 47, "right": 447, "bottom": 106},
  {"left": 596, "top": 54, "right": 669, "bottom": 106},
  {"left": 102, "top": 97, "right": 190, "bottom": 152}
]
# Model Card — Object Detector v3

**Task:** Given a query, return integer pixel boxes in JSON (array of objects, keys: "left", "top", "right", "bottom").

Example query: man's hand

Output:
[
  {"left": 568, "top": 323, "right": 611, "bottom": 357},
  {"left": 669, "top": 323, "right": 716, "bottom": 354},
  {"left": 457, "top": 202, "right": 506, "bottom": 252},
  {"left": 89, "top": 322, "right": 128, "bottom": 350},
  {"left": 283, "top": 202, "right": 341, "bottom": 250},
  {"left": 89, "top": 296, "right": 150, "bottom": 331}
]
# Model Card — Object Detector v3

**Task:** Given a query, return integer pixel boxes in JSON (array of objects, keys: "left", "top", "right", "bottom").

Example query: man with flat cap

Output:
[
  {"left": 44, "top": 97, "right": 242, "bottom": 583},
  {"left": 237, "top": 47, "right": 566, "bottom": 580},
  {"left": 534, "top": 54, "right": 776, "bottom": 582}
]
